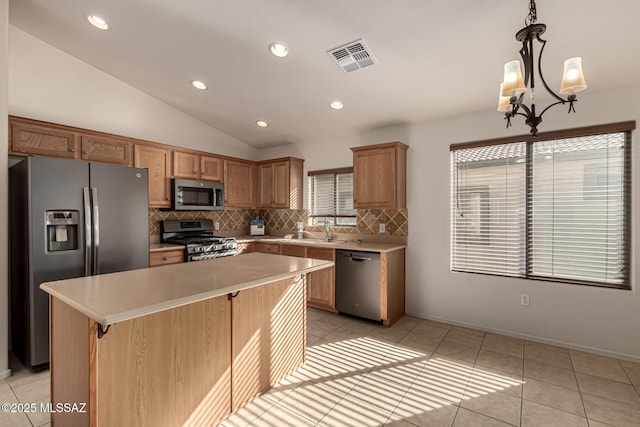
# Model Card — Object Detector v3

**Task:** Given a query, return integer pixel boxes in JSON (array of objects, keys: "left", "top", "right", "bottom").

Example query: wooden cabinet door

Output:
[
  {"left": 306, "top": 247, "right": 336, "bottom": 311},
  {"left": 135, "top": 145, "right": 171, "bottom": 208},
  {"left": 173, "top": 151, "right": 200, "bottom": 179},
  {"left": 10, "top": 122, "right": 78, "bottom": 159},
  {"left": 257, "top": 163, "right": 274, "bottom": 207},
  {"left": 231, "top": 277, "right": 305, "bottom": 411},
  {"left": 81, "top": 135, "right": 132, "bottom": 166},
  {"left": 272, "top": 161, "right": 290, "bottom": 208},
  {"left": 280, "top": 244, "right": 306, "bottom": 257},
  {"left": 353, "top": 148, "right": 396, "bottom": 208},
  {"left": 224, "top": 160, "right": 254, "bottom": 208},
  {"left": 201, "top": 155, "right": 224, "bottom": 181}
]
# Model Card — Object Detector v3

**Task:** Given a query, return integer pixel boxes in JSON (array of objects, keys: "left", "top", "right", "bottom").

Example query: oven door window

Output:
[{"left": 178, "top": 186, "right": 214, "bottom": 207}]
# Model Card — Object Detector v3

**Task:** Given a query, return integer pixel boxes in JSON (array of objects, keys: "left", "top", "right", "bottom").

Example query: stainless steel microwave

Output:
[{"left": 172, "top": 179, "right": 224, "bottom": 211}]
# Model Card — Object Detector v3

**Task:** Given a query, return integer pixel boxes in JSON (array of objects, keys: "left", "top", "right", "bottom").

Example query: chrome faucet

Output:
[{"left": 324, "top": 219, "right": 332, "bottom": 242}]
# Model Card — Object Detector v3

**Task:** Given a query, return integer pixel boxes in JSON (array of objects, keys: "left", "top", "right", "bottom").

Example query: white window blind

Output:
[
  {"left": 451, "top": 143, "right": 526, "bottom": 277},
  {"left": 450, "top": 126, "right": 631, "bottom": 289},
  {"left": 529, "top": 134, "right": 629, "bottom": 285},
  {"left": 307, "top": 170, "right": 357, "bottom": 226}
]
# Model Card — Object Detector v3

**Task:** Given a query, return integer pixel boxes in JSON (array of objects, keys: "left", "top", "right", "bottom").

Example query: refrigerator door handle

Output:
[
  {"left": 83, "top": 187, "right": 92, "bottom": 276},
  {"left": 91, "top": 188, "right": 100, "bottom": 275}
]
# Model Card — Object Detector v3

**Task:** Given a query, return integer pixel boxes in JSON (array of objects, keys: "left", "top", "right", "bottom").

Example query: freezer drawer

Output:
[{"left": 335, "top": 250, "right": 381, "bottom": 321}]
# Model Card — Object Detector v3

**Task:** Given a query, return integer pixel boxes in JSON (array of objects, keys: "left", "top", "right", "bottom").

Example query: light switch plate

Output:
[{"left": 379, "top": 223, "right": 386, "bottom": 233}]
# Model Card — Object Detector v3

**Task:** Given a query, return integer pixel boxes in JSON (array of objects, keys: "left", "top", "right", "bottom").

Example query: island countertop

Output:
[{"left": 40, "top": 252, "right": 333, "bottom": 326}]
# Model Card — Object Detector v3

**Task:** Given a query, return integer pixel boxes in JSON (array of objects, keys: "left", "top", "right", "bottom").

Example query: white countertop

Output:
[
  {"left": 238, "top": 236, "right": 406, "bottom": 253},
  {"left": 40, "top": 253, "right": 333, "bottom": 325}
]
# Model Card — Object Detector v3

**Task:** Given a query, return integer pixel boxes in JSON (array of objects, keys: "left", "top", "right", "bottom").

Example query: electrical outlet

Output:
[
  {"left": 521, "top": 294, "right": 530, "bottom": 306},
  {"left": 379, "top": 223, "right": 386, "bottom": 233},
  {"left": 214, "top": 222, "right": 220, "bottom": 231}
]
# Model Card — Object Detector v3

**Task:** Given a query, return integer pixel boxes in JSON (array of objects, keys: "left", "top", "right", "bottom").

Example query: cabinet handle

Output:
[
  {"left": 69, "top": 148, "right": 76, "bottom": 153},
  {"left": 193, "top": 171, "right": 197, "bottom": 175},
  {"left": 82, "top": 151, "right": 88, "bottom": 155},
  {"left": 163, "top": 256, "right": 168, "bottom": 261},
  {"left": 165, "top": 197, "right": 170, "bottom": 201}
]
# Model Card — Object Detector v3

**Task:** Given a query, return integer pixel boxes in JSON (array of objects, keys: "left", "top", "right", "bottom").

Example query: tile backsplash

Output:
[{"left": 149, "top": 208, "right": 408, "bottom": 237}]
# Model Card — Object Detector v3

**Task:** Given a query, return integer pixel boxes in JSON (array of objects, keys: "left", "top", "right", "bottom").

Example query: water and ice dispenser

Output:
[{"left": 45, "top": 210, "right": 79, "bottom": 252}]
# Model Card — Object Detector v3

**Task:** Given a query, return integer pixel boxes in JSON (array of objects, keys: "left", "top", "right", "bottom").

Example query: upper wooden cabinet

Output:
[
  {"left": 351, "top": 141, "right": 408, "bottom": 209},
  {"left": 10, "top": 119, "right": 78, "bottom": 159},
  {"left": 201, "top": 155, "right": 224, "bottom": 181},
  {"left": 81, "top": 135, "right": 132, "bottom": 166},
  {"left": 224, "top": 159, "right": 254, "bottom": 208},
  {"left": 135, "top": 145, "right": 171, "bottom": 208},
  {"left": 172, "top": 151, "right": 200, "bottom": 179},
  {"left": 256, "top": 157, "right": 304, "bottom": 209},
  {"left": 173, "top": 151, "right": 224, "bottom": 182}
]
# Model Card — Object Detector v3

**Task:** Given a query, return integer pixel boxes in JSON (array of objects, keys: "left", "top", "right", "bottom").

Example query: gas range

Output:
[{"left": 161, "top": 220, "right": 238, "bottom": 262}]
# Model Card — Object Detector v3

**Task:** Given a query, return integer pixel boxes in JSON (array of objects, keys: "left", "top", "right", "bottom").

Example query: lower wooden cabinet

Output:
[
  {"left": 149, "top": 249, "right": 184, "bottom": 267},
  {"left": 272, "top": 244, "right": 336, "bottom": 312},
  {"left": 305, "top": 247, "right": 336, "bottom": 312}
]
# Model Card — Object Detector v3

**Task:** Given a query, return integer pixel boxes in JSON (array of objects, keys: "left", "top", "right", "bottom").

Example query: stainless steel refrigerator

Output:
[{"left": 9, "top": 156, "right": 149, "bottom": 369}]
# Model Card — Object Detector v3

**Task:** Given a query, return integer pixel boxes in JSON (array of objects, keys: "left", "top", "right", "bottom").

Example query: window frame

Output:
[
  {"left": 450, "top": 121, "right": 635, "bottom": 290},
  {"left": 307, "top": 167, "right": 357, "bottom": 226}
]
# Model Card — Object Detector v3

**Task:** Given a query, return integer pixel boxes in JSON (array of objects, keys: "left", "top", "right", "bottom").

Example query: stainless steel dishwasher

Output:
[{"left": 335, "top": 250, "right": 381, "bottom": 321}]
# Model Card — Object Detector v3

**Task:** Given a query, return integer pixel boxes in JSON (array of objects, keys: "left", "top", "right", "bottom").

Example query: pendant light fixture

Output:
[{"left": 498, "top": 0, "right": 586, "bottom": 136}]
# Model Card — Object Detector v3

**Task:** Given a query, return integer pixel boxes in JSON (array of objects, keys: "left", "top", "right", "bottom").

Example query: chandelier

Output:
[{"left": 498, "top": 0, "right": 586, "bottom": 136}]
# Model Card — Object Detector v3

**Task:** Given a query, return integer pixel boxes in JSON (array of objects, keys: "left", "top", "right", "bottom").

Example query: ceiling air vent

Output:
[{"left": 327, "top": 39, "right": 376, "bottom": 73}]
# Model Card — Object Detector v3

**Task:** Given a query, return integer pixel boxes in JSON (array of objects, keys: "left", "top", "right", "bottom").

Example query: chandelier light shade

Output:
[{"left": 498, "top": 0, "right": 587, "bottom": 136}]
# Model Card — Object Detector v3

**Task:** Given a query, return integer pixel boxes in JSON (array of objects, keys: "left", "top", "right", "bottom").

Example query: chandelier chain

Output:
[{"left": 525, "top": 0, "right": 537, "bottom": 26}]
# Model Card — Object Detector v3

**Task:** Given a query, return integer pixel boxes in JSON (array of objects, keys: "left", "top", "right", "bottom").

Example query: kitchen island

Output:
[{"left": 40, "top": 252, "right": 333, "bottom": 427}]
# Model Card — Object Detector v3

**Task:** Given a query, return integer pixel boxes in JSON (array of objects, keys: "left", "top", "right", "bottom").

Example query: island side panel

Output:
[
  {"left": 50, "top": 297, "right": 91, "bottom": 427},
  {"left": 231, "top": 275, "right": 306, "bottom": 411},
  {"left": 96, "top": 295, "right": 232, "bottom": 427}
]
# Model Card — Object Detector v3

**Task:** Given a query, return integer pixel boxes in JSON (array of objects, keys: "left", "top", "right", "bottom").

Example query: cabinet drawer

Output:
[
  {"left": 306, "top": 247, "right": 334, "bottom": 261},
  {"left": 150, "top": 250, "right": 184, "bottom": 267},
  {"left": 280, "top": 244, "right": 306, "bottom": 258},
  {"left": 255, "top": 243, "right": 281, "bottom": 254}
]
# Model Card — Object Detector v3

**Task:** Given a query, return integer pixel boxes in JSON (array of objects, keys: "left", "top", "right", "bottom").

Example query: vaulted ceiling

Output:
[{"left": 9, "top": 0, "right": 640, "bottom": 148}]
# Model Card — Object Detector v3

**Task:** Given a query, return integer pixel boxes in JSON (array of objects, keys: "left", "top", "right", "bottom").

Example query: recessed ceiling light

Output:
[
  {"left": 87, "top": 15, "right": 109, "bottom": 30},
  {"left": 330, "top": 101, "right": 344, "bottom": 110},
  {"left": 191, "top": 80, "right": 207, "bottom": 90},
  {"left": 256, "top": 120, "right": 269, "bottom": 128},
  {"left": 269, "top": 43, "right": 288, "bottom": 58}
]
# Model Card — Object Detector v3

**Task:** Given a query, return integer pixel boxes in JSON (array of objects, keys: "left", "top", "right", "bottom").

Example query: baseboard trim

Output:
[{"left": 405, "top": 310, "right": 640, "bottom": 363}]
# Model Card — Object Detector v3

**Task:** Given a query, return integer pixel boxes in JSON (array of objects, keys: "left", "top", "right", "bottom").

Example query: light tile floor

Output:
[{"left": 2, "top": 308, "right": 640, "bottom": 426}]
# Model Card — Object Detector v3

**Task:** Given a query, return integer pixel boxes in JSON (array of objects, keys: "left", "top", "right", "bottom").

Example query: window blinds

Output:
[
  {"left": 307, "top": 171, "right": 357, "bottom": 225},
  {"left": 450, "top": 127, "right": 631, "bottom": 289},
  {"left": 529, "top": 133, "right": 629, "bottom": 286},
  {"left": 451, "top": 143, "right": 527, "bottom": 277}
]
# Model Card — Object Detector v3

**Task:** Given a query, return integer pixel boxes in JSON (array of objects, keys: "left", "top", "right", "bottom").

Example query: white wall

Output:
[
  {"left": 0, "top": 0, "right": 10, "bottom": 379},
  {"left": 260, "top": 86, "right": 640, "bottom": 361},
  {"left": 8, "top": 26, "right": 258, "bottom": 160}
]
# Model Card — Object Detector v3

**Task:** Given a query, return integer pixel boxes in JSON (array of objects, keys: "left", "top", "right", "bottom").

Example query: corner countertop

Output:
[
  {"left": 237, "top": 236, "right": 406, "bottom": 253},
  {"left": 40, "top": 253, "right": 333, "bottom": 326}
]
